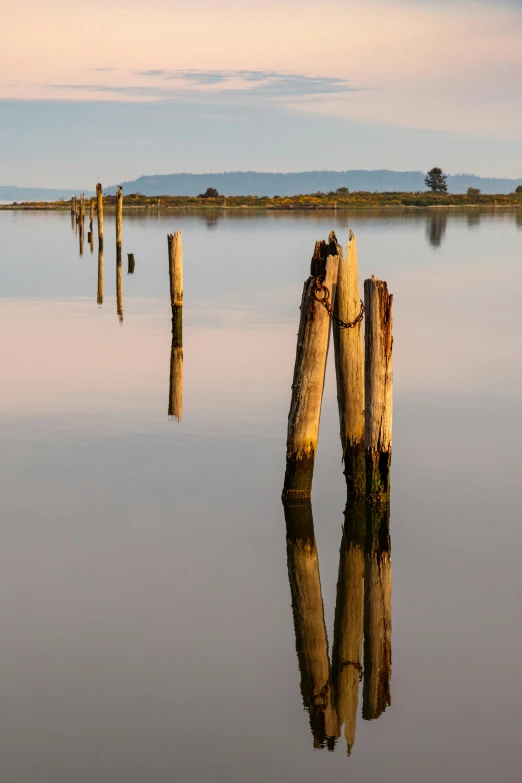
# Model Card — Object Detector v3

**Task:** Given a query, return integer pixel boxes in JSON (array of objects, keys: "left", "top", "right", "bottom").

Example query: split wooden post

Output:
[
  {"left": 284, "top": 499, "right": 339, "bottom": 749},
  {"left": 96, "top": 183, "right": 104, "bottom": 248},
  {"left": 97, "top": 245, "right": 104, "bottom": 305},
  {"left": 167, "top": 231, "right": 183, "bottom": 309},
  {"left": 364, "top": 276, "right": 393, "bottom": 502},
  {"left": 116, "top": 186, "right": 123, "bottom": 248},
  {"left": 331, "top": 497, "right": 366, "bottom": 755},
  {"left": 283, "top": 233, "right": 340, "bottom": 500},
  {"left": 363, "top": 502, "right": 392, "bottom": 721},
  {"left": 333, "top": 230, "right": 365, "bottom": 495},
  {"left": 127, "top": 253, "right": 135, "bottom": 275}
]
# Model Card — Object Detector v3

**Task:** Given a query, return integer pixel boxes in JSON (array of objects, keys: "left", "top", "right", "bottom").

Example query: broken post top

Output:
[{"left": 310, "top": 231, "right": 341, "bottom": 278}]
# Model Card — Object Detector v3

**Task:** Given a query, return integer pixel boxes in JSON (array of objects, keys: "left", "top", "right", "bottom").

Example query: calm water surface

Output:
[{"left": 1, "top": 208, "right": 521, "bottom": 782}]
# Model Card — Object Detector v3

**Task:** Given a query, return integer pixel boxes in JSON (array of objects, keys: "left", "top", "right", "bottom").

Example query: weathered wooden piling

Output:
[
  {"left": 70, "top": 195, "right": 76, "bottom": 214},
  {"left": 116, "top": 186, "right": 123, "bottom": 248},
  {"left": 167, "top": 231, "right": 183, "bottom": 309},
  {"left": 97, "top": 245, "right": 104, "bottom": 305},
  {"left": 363, "top": 501, "right": 391, "bottom": 721},
  {"left": 333, "top": 231, "right": 365, "bottom": 495},
  {"left": 168, "top": 311, "right": 183, "bottom": 421},
  {"left": 331, "top": 497, "right": 366, "bottom": 755},
  {"left": 89, "top": 198, "right": 94, "bottom": 227},
  {"left": 364, "top": 276, "right": 393, "bottom": 502},
  {"left": 127, "top": 253, "right": 135, "bottom": 275},
  {"left": 96, "top": 183, "right": 104, "bottom": 248},
  {"left": 116, "top": 247, "right": 123, "bottom": 322},
  {"left": 284, "top": 499, "right": 339, "bottom": 749},
  {"left": 283, "top": 234, "right": 340, "bottom": 500},
  {"left": 78, "top": 198, "right": 84, "bottom": 256}
]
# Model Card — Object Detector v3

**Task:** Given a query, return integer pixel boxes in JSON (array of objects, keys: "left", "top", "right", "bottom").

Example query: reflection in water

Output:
[
  {"left": 332, "top": 498, "right": 365, "bottom": 754},
  {"left": 426, "top": 211, "right": 447, "bottom": 248},
  {"left": 284, "top": 494, "right": 392, "bottom": 754},
  {"left": 168, "top": 308, "right": 183, "bottom": 421},
  {"left": 97, "top": 246, "right": 104, "bottom": 305},
  {"left": 363, "top": 500, "right": 392, "bottom": 721},
  {"left": 466, "top": 211, "right": 482, "bottom": 229},
  {"left": 284, "top": 500, "right": 338, "bottom": 750},
  {"left": 116, "top": 246, "right": 124, "bottom": 322}
]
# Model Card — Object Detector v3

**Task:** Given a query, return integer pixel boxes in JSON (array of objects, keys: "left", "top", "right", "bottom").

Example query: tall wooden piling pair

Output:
[
  {"left": 283, "top": 231, "right": 393, "bottom": 504},
  {"left": 168, "top": 231, "right": 183, "bottom": 421}
]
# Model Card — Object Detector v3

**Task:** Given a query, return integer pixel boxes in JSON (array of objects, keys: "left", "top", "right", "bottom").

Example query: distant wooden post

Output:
[
  {"left": 364, "top": 276, "right": 393, "bottom": 502},
  {"left": 89, "top": 198, "right": 94, "bottom": 226},
  {"left": 70, "top": 195, "right": 76, "bottom": 214},
  {"left": 283, "top": 234, "right": 339, "bottom": 500},
  {"left": 116, "top": 186, "right": 123, "bottom": 248},
  {"left": 331, "top": 497, "right": 365, "bottom": 755},
  {"left": 168, "top": 310, "right": 183, "bottom": 421},
  {"left": 167, "top": 231, "right": 183, "bottom": 309},
  {"left": 97, "top": 245, "right": 104, "bottom": 305},
  {"left": 284, "top": 499, "right": 339, "bottom": 749},
  {"left": 96, "top": 183, "right": 104, "bottom": 248},
  {"left": 363, "top": 502, "right": 392, "bottom": 721},
  {"left": 127, "top": 253, "right": 135, "bottom": 275},
  {"left": 78, "top": 196, "right": 85, "bottom": 256},
  {"left": 333, "top": 230, "right": 365, "bottom": 495}
]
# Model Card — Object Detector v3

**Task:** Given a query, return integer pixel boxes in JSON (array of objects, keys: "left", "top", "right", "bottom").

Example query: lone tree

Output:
[
  {"left": 198, "top": 187, "right": 220, "bottom": 198},
  {"left": 425, "top": 167, "right": 448, "bottom": 193},
  {"left": 515, "top": 185, "right": 522, "bottom": 194}
]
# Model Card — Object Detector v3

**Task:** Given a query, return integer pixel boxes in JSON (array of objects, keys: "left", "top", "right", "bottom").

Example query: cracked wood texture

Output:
[
  {"left": 168, "top": 231, "right": 183, "bottom": 309},
  {"left": 364, "top": 276, "right": 393, "bottom": 501},
  {"left": 283, "top": 235, "right": 340, "bottom": 498},
  {"left": 116, "top": 186, "right": 123, "bottom": 247},
  {"left": 333, "top": 231, "right": 365, "bottom": 495}
]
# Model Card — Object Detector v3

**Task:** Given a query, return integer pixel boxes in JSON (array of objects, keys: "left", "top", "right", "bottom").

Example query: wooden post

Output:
[
  {"left": 89, "top": 198, "right": 94, "bottom": 227},
  {"left": 283, "top": 233, "right": 339, "bottom": 500},
  {"left": 70, "top": 195, "right": 76, "bottom": 214},
  {"left": 88, "top": 229, "right": 94, "bottom": 253},
  {"left": 167, "top": 231, "right": 183, "bottom": 309},
  {"left": 168, "top": 309, "right": 183, "bottom": 421},
  {"left": 333, "top": 231, "right": 365, "bottom": 495},
  {"left": 97, "top": 245, "right": 104, "bottom": 305},
  {"left": 363, "top": 502, "right": 391, "bottom": 721},
  {"left": 364, "top": 276, "right": 393, "bottom": 502},
  {"left": 96, "top": 183, "right": 104, "bottom": 249},
  {"left": 331, "top": 497, "right": 365, "bottom": 755},
  {"left": 127, "top": 253, "right": 135, "bottom": 275},
  {"left": 78, "top": 196, "right": 84, "bottom": 256},
  {"left": 284, "top": 499, "right": 339, "bottom": 749},
  {"left": 116, "top": 186, "right": 123, "bottom": 248},
  {"left": 116, "top": 246, "right": 123, "bottom": 322}
]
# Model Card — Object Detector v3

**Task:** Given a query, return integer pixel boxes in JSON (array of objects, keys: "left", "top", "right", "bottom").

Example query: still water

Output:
[{"left": 0, "top": 208, "right": 521, "bottom": 782}]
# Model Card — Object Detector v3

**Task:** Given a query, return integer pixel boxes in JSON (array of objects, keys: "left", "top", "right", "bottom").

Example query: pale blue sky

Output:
[{"left": 1, "top": 0, "right": 521, "bottom": 186}]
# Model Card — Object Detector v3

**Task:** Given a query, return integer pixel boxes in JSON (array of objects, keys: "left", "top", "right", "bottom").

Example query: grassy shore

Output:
[{"left": 2, "top": 191, "right": 522, "bottom": 210}]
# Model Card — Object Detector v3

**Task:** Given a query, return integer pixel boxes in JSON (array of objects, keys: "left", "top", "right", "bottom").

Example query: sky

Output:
[{"left": 1, "top": 0, "right": 522, "bottom": 186}]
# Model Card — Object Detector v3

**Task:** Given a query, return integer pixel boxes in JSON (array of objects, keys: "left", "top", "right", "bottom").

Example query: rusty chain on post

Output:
[{"left": 310, "top": 277, "right": 364, "bottom": 328}]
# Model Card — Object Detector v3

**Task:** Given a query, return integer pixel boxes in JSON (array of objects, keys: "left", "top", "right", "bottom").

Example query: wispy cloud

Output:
[{"left": 44, "top": 69, "right": 360, "bottom": 103}]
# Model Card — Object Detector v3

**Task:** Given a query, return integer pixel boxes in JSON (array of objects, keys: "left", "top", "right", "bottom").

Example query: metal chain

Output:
[{"left": 310, "top": 277, "right": 364, "bottom": 328}]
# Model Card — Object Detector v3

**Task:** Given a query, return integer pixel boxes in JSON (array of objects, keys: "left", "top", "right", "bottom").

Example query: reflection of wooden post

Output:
[
  {"left": 333, "top": 231, "right": 365, "bottom": 495},
  {"left": 97, "top": 245, "right": 104, "bottom": 305},
  {"left": 96, "top": 183, "right": 104, "bottom": 249},
  {"left": 116, "top": 186, "right": 123, "bottom": 248},
  {"left": 168, "top": 308, "right": 183, "bottom": 421},
  {"left": 127, "top": 253, "right": 135, "bottom": 274},
  {"left": 167, "top": 231, "right": 183, "bottom": 308},
  {"left": 363, "top": 502, "right": 391, "bottom": 721},
  {"left": 116, "top": 246, "right": 123, "bottom": 322},
  {"left": 283, "top": 234, "right": 339, "bottom": 500},
  {"left": 284, "top": 499, "right": 339, "bottom": 749},
  {"left": 331, "top": 497, "right": 365, "bottom": 755},
  {"left": 364, "top": 277, "right": 393, "bottom": 502}
]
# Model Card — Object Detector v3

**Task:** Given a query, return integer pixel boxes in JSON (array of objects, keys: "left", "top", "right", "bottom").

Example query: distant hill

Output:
[
  {"left": 0, "top": 186, "right": 94, "bottom": 203},
  {"left": 3, "top": 171, "right": 522, "bottom": 202},
  {"left": 105, "top": 170, "right": 522, "bottom": 197}
]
